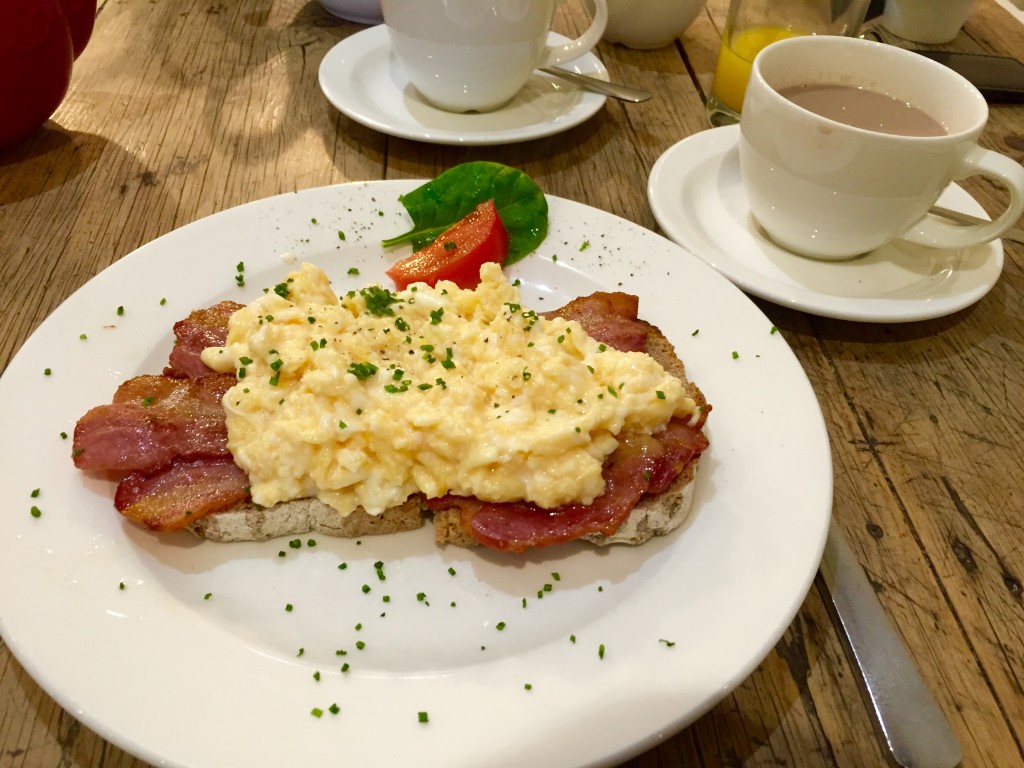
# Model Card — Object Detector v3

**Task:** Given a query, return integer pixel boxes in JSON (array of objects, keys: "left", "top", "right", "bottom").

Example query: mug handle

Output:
[
  {"left": 541, "top": 0, "right": 609, "bottom": 68},
  {"left": 901, "top": 145, "right": 1024, "bottom": 249}
]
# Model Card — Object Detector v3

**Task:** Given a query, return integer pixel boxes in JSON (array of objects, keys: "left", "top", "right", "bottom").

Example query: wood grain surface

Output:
[{"left": 1, "top": 0, "right": 1022, "bottom": 766}]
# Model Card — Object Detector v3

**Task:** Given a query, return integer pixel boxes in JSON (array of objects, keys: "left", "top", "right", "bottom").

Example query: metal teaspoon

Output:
[{"left": 539, "top": 66, "right": 653, "bottom": 102}]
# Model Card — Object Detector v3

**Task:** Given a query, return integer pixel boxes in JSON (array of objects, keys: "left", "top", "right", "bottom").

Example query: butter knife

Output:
[{"left": 820, "top": 523, "right": 963, "bottom": 768}]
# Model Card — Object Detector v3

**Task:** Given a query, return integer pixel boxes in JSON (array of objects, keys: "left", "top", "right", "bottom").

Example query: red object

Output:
[
  {"left": 0, "top": 0, "right": 74, "bottom": 149},
  {"left": 386, "top": 199, "right": 509, "bottom": 290},
  {"left": 56, "top": 0, "right": 97, "bottom": 58}
]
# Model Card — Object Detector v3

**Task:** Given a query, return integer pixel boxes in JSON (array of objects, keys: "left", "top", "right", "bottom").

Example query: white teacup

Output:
[
  {"left": 381, "top": 0, "right": 609, "bottom": 113},
  {"left": 739, "top": 35, "right": 1024, "bottom": 260}
]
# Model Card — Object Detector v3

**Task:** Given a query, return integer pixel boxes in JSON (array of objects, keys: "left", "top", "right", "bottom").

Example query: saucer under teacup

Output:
[
  {"left": 318, "top": 26, "right": 608, "bottom": 146},
  {"left": 647, "top": 126, "right": 1004, "bottom": 323}
]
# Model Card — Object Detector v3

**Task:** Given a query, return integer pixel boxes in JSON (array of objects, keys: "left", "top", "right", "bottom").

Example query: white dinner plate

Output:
[
  {"left": 0, "top": 181, "right": 831, "bottom": 768},
  {"left": 648, "top": 125, "right": 1005, "bottom": 323},
  {"left": 318, "top": 26, "right": 608, "bottom": 145}
]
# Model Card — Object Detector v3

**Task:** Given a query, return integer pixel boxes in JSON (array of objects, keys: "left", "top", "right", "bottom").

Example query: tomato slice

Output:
[{"left": 386, "top": 199, "right": 509, "bottom": 290}]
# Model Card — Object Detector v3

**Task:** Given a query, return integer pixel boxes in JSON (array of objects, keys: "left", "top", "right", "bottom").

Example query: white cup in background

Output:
[
  {"left": 739, "top": 35, "right": 1024, "bottom": 260},
  {"left": 602, "top": 0, "right": 706, "bottom": 49},
  {"left": 883, "top": 0, "right": 974, "bottom": 44},
  {"left": 381, "top": 0, "right": 609, "bottom": 113}
]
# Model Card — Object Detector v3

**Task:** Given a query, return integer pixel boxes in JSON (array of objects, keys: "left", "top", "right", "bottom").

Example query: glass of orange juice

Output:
[{"left": 706, "top": 0, "right": 872, "bottom": 126}]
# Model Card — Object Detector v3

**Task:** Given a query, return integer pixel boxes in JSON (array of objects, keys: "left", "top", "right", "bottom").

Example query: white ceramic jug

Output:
[{"left": 603, "top": 0, "right": 706, "bottom": 49}]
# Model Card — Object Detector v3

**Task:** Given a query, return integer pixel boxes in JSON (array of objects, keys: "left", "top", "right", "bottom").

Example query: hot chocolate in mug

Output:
[
  {"left": 739, "top": 35, "right": 1024, "bottom": 260},
  {"left": 381, "top": 0, "right": 608, "bottom": 113}
]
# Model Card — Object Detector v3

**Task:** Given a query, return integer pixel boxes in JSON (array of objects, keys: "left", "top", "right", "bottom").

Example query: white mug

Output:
[
  {"left": 739, "top": 35, "right": 1024, "bottom": 260},
  {"left": 381, "top": 0, "right": 609, "bottom": 113}
]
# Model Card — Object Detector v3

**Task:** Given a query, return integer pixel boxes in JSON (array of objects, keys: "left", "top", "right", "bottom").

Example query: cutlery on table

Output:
[
  {"left": 539, "top": 66, "right": 653, "bottom": 102},
  {"left": 820, "top": 523, "right": 963, "bottom": 768},
  {"left": 929, "top": 204, "right": 1024, "bottom": 244}
]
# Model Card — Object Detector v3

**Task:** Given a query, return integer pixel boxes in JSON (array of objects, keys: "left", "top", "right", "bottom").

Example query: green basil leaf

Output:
[{"left": 381, "top": 161, "right": 548, "bottom": 265}]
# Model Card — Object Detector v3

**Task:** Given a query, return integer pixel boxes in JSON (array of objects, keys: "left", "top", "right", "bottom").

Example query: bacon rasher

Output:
[
  {"left": 426, "top": 418, "right": 707, "bottom": 553},
  {"left": 164, "top": 300, "right": 243, "bottom": 379},
  {"left": 429, "top": 292, "right": 709, "bottom": 552},
  {"left": 73, "top": 304, "right": 246, "bottom": 531},
  {"left": 72, "top": 374, "right": 234, "bottom": 474},
  {"left": 541, "top": 292, "right": 647, "bottom": 352},
  {"left": 114, "top": 456, "right": 249, "bottom": 532}
]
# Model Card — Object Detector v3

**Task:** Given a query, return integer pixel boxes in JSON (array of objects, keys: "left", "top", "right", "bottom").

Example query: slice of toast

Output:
[
  {"left": 190, "top": 320, "right": 706, "bottom": 548},
  {"left": 431, "top": 320, "right": 706, "bottom": 548}
]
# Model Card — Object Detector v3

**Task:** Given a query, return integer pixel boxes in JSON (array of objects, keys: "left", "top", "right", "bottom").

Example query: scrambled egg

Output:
[{"left": 202, "top": 262, "right": 698, "bottom": 516}]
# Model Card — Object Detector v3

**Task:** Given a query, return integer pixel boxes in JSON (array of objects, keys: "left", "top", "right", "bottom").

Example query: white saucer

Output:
[
  {"left": 318, "top": 26, "right": 608, "bottom": 145},
  {"left": 647, "top": 125, "right": 1004, "bottom": 323}
]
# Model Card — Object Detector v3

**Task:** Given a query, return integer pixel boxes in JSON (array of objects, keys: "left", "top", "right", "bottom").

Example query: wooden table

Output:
[{"left": 2, "top": 0, "right": 1022, "bottom": 765}]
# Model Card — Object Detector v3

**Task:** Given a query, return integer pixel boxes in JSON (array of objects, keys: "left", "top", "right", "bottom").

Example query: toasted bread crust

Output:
[
  {"left": 189, "top": 497, "right": 425, "bottom": 542},
  {"left": 191, "top": 320, "right": 706, "bottom": 548}
]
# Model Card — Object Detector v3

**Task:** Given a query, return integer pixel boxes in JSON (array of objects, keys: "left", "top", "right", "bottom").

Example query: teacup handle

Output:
[
  {"left": 902, "top": 145, "right": 1024, "bottom": 249},
  {"left": 541, "top": 0, "right": 609, "bottom": 68}
]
